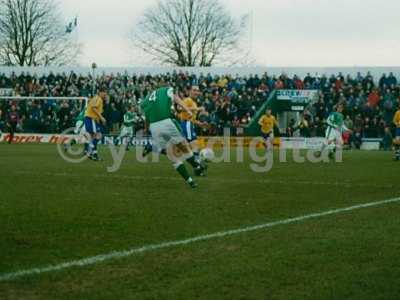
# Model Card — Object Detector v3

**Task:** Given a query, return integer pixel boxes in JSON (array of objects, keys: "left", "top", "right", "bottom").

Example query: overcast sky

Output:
[{"left": 60, "top": 0, "right": 400, "bottom": 67}]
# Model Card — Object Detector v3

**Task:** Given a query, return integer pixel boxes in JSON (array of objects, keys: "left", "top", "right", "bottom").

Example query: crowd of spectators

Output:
[
  {"left": 0, "top": 70, "right": 399, "bottom": 146},
  {"left": 288, "top": 71, "right": 399, "bottom": 148}
]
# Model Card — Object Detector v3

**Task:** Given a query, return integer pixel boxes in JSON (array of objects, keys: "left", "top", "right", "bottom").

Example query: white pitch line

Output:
[{"left": 1, "top": 197, "right": 399, "bottom": 282}]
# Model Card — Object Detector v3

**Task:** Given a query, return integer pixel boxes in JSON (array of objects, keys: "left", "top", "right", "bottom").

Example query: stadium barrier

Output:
[
  {"left": 0, "top": 133, "right": 382, "bottom": 150},
  {"left": 0, "top": 133, "right": 72, "bottom": 144},
  {"left": 1, "top": 66, "right": 400, "bottom": 81}
]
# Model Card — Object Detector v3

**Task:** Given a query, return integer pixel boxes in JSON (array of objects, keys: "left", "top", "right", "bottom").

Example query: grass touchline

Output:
[{"left": 1, "top": 196, "right": 399, "bottom": 283}]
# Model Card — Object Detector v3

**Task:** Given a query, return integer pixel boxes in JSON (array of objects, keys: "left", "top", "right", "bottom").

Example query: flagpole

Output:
[
  {"left": 91, "top": 63, "right": 97, "bottom": 96},
  {"left": 248, "top": 9, "right": 254, "bottom": 66}
]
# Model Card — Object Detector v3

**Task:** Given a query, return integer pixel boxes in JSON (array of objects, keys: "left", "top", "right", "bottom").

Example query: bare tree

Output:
[
  {"left": 131, "top": 0, "right": 248, "bottom": 66},
  {"left": 0, "top": 0, "right": 80, "bottom": 66}
]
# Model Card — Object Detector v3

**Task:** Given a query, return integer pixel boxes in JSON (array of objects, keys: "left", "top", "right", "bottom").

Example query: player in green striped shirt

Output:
[
  {"left": 140, "top": 86, "right": 206, "bottom": 188},
  {"left": 64, "top": 109, "right": 89, "bottom": 154},
  {"left": 117, "top": 106, "right": 138, "bottom": 150},
  {"left": 319, "top": 104, "right": 351, "bottom": 159},
  {"left": 74, "top": 110, "right": 86, "bottom": 135}
]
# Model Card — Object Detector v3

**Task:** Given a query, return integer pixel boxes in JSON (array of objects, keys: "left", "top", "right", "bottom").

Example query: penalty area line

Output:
[{"left": 0, "top": 196, "right": 399, "bottom": 282}]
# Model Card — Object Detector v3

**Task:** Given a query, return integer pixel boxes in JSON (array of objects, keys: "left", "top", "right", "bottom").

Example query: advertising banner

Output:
[
  {"left": 276, "top": 90, "right": 318, "bottom": 102},
  {"left": 0, "top": 133, "right": 381, "bottom": 150}
]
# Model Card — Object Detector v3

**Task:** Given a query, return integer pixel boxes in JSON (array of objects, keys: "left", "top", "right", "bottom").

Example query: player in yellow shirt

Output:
[
  {"left": 393, "top": 108, "right": 400, "bottom": 161},
  {"left": 179, "top": 85, "right": 206, "bottom": 161},
  {"left": 258, "top": 109, "right": 278, "bottom": 151},
  {"left": 84, "top": 87, "right": 107, "bottom": 161}
]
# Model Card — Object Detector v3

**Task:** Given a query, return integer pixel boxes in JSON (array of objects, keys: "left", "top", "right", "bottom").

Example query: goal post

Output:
[
  {"left": 0, "top": 95, "right": 151, "bottom": 147},
  {"left": 0, "top": 96, "right": 89, "bottom": 143}
]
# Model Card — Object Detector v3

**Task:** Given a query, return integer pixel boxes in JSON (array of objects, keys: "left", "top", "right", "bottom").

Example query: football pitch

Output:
[{"left": 0, "top": 144, "right": 399, "bottom": 299}]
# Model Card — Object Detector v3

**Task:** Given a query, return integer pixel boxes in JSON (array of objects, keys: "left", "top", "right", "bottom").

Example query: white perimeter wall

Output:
[{"left": 1, "top": 66, "right": 400, "bottom": 81}]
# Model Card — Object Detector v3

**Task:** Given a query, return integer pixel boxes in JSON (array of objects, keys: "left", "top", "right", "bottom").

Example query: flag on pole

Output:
[{"left": 66, "top": 17, "right": 78, "bottom": 34}]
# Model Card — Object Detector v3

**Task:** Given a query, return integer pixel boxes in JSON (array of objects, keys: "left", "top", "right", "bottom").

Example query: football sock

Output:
[
  {"left": 90, "top": 139, "right": 99, "bottom": 155},
  {"left": 89, "top": 142, "right": 95, "bottom": 153},
  {"left": 193, "top": 151, "right": 200, "bottom": 161},
  {"left": 186, "top": 155, "right": 201, "bottom": 169},
  {"left": 174, "top": 163, "right": 192, "bottom": 182}
]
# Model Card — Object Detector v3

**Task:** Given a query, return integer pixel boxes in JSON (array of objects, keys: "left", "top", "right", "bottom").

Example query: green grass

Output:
[{"left": 0, "top": 144, "right": 399, "bottom": 299}]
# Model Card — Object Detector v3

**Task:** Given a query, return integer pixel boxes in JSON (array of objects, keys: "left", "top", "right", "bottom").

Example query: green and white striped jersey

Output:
[
  {"left": 123, "top": 111, "right": 137, "bottom": 127},
  {"left": 327, "top": 112, "right": 348, "bottom": 131}
]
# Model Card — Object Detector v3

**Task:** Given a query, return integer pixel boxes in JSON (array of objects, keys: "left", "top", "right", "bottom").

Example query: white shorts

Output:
[
  {"left": 150, "top": 118, "right": 186, "bottom": 152},
  {"left": 325, "top": 126, "right": 343, "bottom": 145},
  {"left": 119, "top": 126, "right": 134, "bottom": 137}
]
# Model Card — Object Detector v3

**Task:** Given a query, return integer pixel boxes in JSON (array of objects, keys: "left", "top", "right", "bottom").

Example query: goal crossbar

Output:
[{"left": 0, "top": 96, "right": 88, "bottom": 101}]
